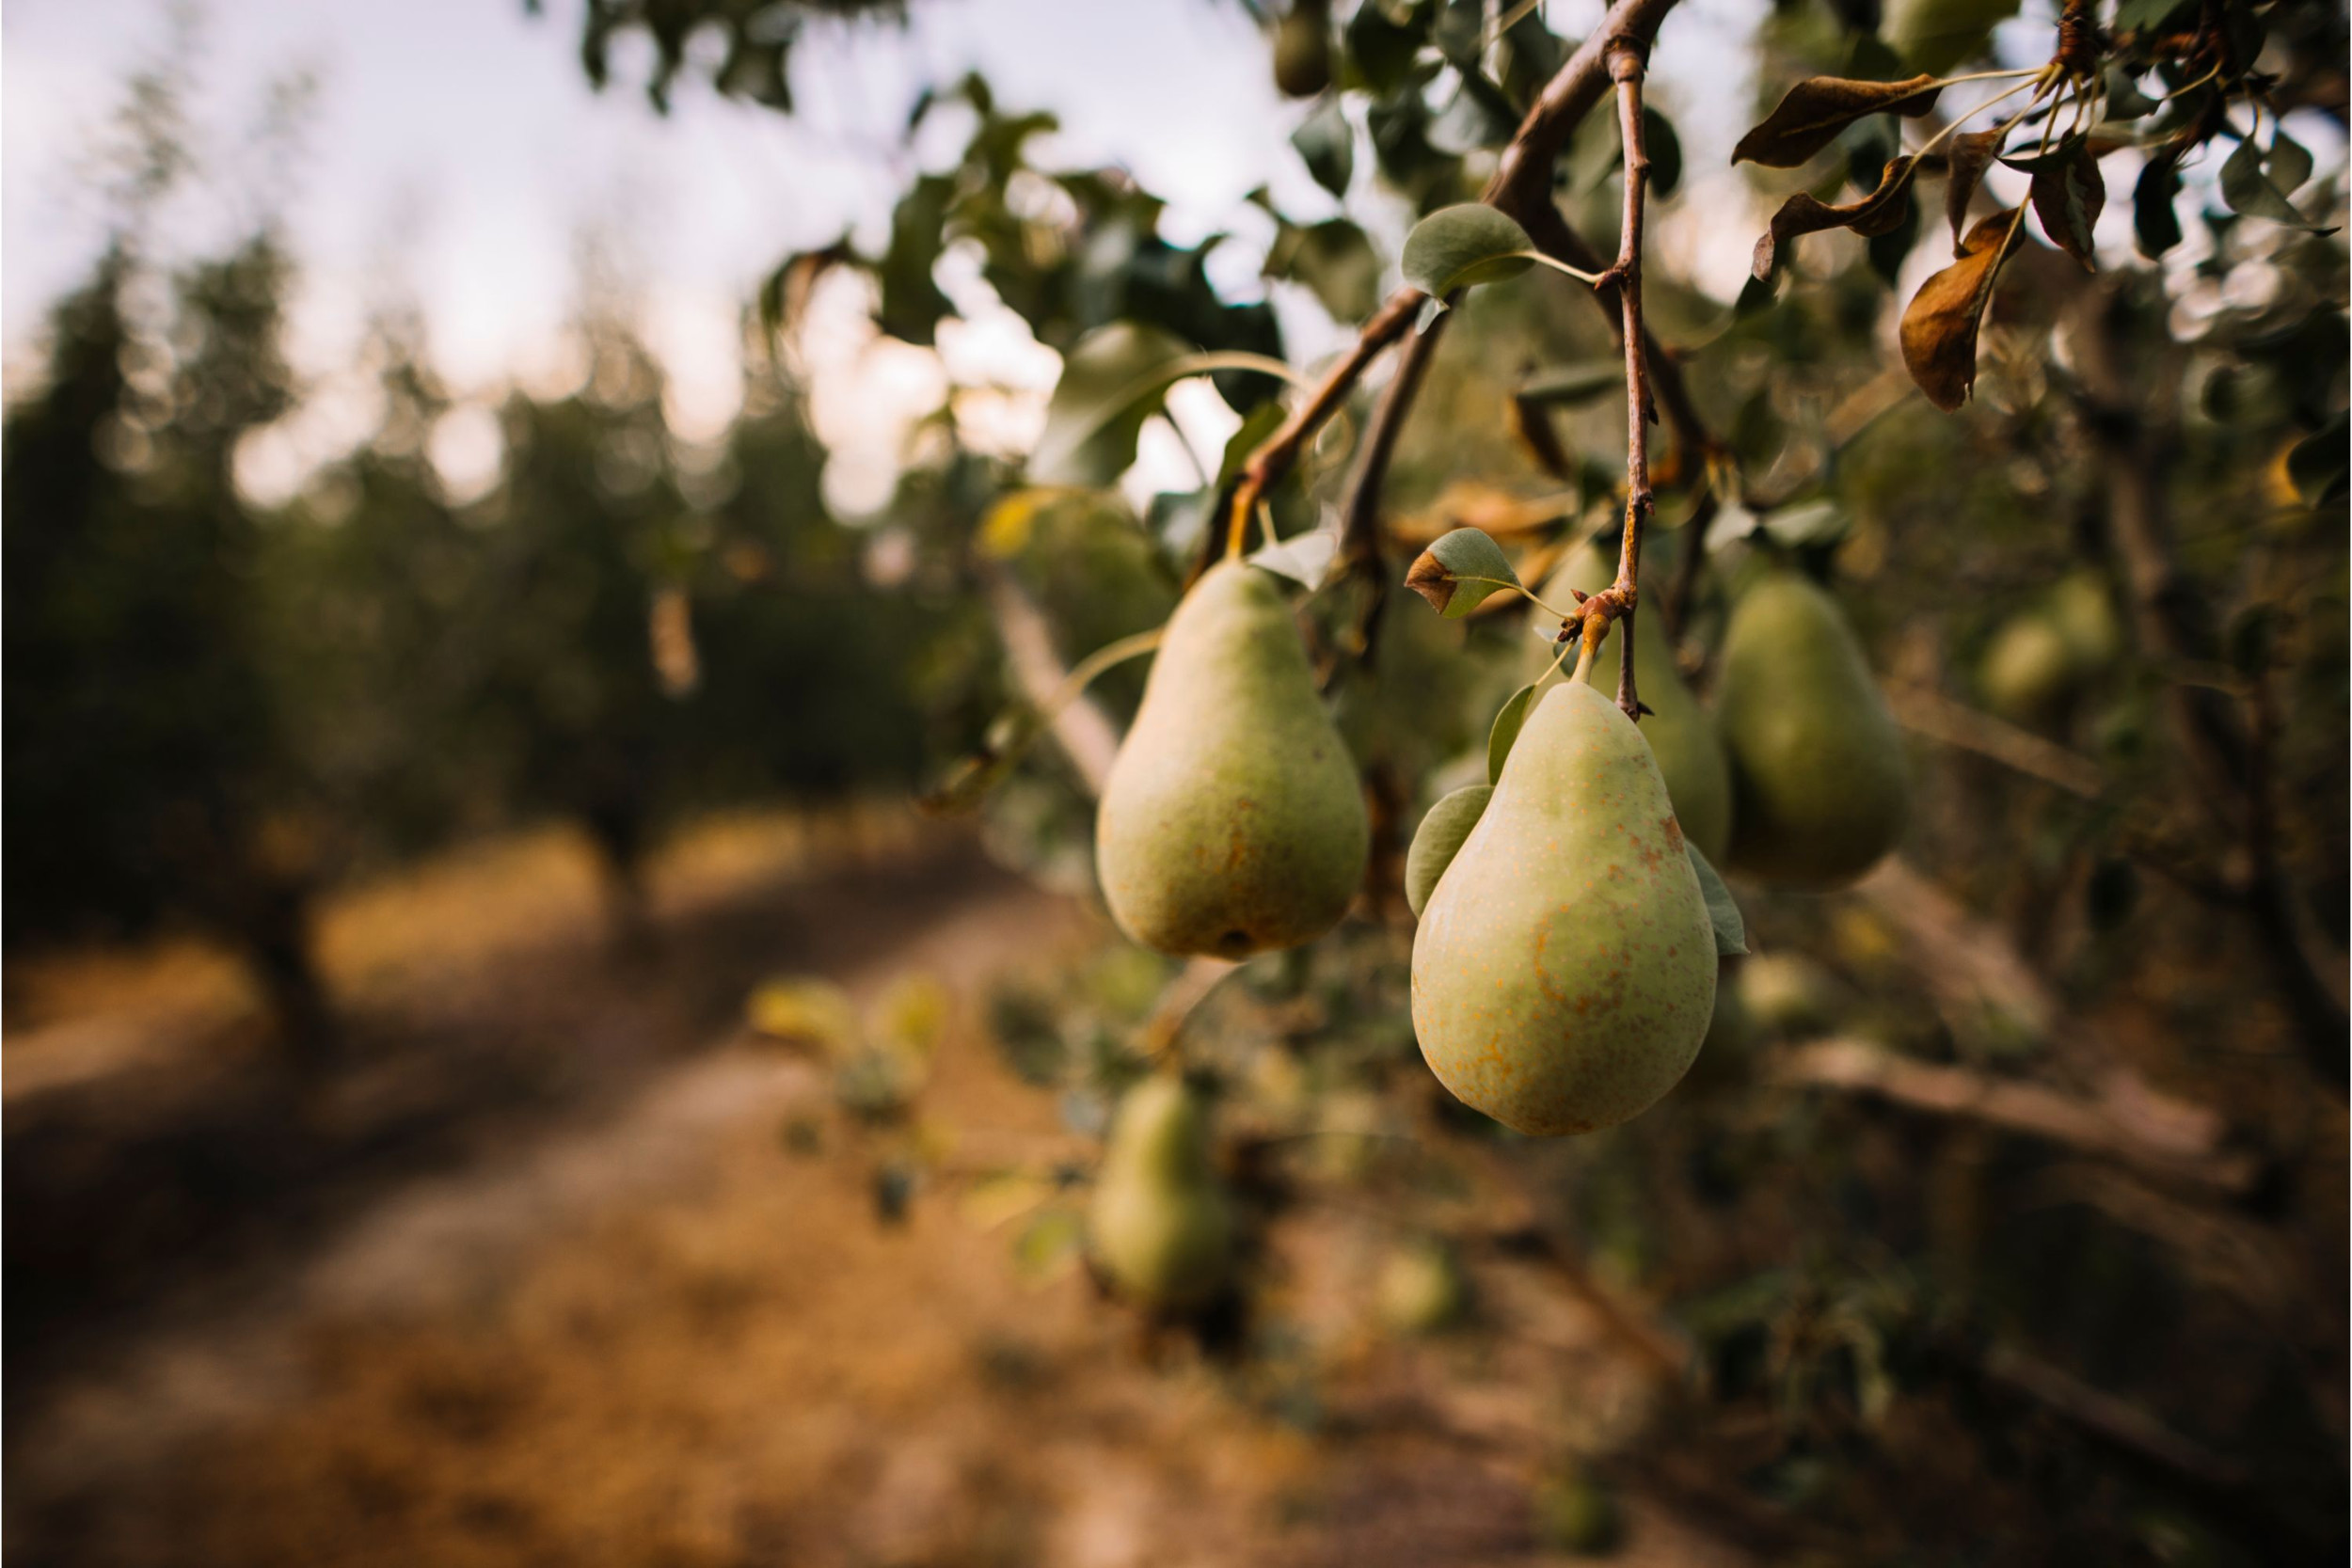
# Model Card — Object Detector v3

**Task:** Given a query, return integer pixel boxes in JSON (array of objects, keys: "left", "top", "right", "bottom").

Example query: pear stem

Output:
[{"left": 1584, "top": 36, "right": 1655, "bottom": 724}]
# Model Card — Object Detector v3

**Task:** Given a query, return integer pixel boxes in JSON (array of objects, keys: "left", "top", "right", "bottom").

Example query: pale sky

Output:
[{"left": 11, "top": 0, "right": 2299, "bottom": 515}]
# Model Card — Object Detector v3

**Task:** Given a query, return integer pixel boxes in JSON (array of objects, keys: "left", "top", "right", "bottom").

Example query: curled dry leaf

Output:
[
  {"left": 1753, "top": 156, "right": 1921, "bottom": 278},
  {"left": 1732, "top": 74, "right": 1944, "bottom": 169},
  {"left": 2026, "top": 138, "right": 2106, "bottom": 269},
  {"left": 1945, "top": 128, "right": 2006, "bottom": 249},
  {"left": 1899, "top": 209, "right": 2020, "bottom": 412}
]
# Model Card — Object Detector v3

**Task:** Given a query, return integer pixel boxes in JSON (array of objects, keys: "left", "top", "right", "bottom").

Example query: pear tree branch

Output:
[
  {"left": 1569, "top": 38, "right": 1659, "bottom": 723},
  {"left": 1224, "top": 0, "right": 1693, "bottom": 584}
]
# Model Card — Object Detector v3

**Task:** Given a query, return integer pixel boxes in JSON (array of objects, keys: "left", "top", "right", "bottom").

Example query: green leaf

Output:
[
  {"left": 1404, "top": 526, "right": 1522, "bottom": 617},
  {"left": 1029, "top": 323, "right": 1192, "bottom": 486},
  {"left": 2287, "top": 415, "right": 2348, "bottom": 509},
  {"left": 1344, "top": 0, "right": 1429, "bottom": 97},
  {"left": 1487, "top": 683, "right": 1538, "bottom": 784},
  {"left": 2219, "top": 135, "right": 2337, "bottom": 233},
  {"left": 1686, "top": 842, "right": 1747, "bottom": 958},
  {"left": 1425, "top": 67, "right": 1518, "bottom": 155},
  {"left": 2267, "top": 128, "right": 2314, "bottom": 196},
  {"left": 1265, "top": 217, "right": 1383, "bottom": 325},
  {"left": 1291, "top": 96, "right": 1355, "bottom": 198},
  {"left": 1216, "top": 399, "right": 1290, "bottom": 485},
  {"left": 1518, "top": 360, "right": 1626, "bottom": 408},
  {"left": 1645, "top": 106, "right": 1684, "bottom": 199},
  {"left": 2134, "top": 155, "right": 2183, "bottom": 259},
  {"left": 1401, "top": 204, "right": 1534, "bottom": 297},
  {"left": 1404, "top": 783, "right": 1492, "bottom": 918},
  {"left": 2102, "top": 68, "right": 2159, "bottom": 121},
  {"left": 1248, "top": 524, "right": 1341, "bottom": 591},
  {"left": 1026, "top": 325, "right": 1205, "bottom": 487},
  {"left": 2113, "top": 0, "right": 2194, "bottom": 34},
  {"left": 1759, "top": 499, "right": 1850, "bottom": 549},
  {"left": 1732, "top": 74, "right": 1943, "bottom": 169},
  {"left": 875, "top": 174, "right": 958, "bottom": 345}
]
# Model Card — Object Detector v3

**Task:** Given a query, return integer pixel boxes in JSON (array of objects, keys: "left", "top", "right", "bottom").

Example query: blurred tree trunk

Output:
[
  {"left": 240, "top": 882, "right": 334, "bottom": 1062},
  {"left": 585, "top": 800, "right": 655, "bottom": 958}
]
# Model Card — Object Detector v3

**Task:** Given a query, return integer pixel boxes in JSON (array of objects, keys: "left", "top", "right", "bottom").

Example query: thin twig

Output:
[
  {"left": 1223, "top": 0, "right": 1691, "bottom": 586},
  {"left": 1225, "top": 289, "right": 1422, "bottom": 561},
  {"left": 1332, "top": 307, "right": 1449, "bottom": 666},
  {"left": 1592, "top": 38, "right": 1655, "bottom": 722}
]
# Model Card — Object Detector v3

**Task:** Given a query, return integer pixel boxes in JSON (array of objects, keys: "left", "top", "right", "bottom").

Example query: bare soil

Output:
[{"left": 5, "top": 807, "right": 1744, "bottom": 1568}]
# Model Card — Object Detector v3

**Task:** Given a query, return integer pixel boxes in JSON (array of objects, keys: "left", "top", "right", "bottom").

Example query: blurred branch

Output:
[
  {"left": 1884, "top": 683, "right": 2106, "bottom": 799},
  {"left": 1774, "top": 1037, "right": 2261, "bottom": 1195},
  {"left": 1976, "top": 1342, "right": 2263, "bottom": 1504},
  {"left": 2062, "top": 283, "right": 2349, "bottom": 1089},
  {"left": 1232, "top": 0, "right": 1698, "bottom": 592},
  {"left": 981, "top": 565, "right": 1120, "bottom": 795}
]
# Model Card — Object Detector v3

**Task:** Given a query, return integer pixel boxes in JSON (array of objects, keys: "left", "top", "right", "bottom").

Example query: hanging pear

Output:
[
  {"left": 1978, "top": 609, "right": 2075, "bottom": 723},
  {"left": 1715, "top": 567, "right": 1908, "bottom": 887},
  {"left": 1088, "top": 1074, "right": 1233, "bottom": 1310},
  {"left": 1095, "top": 560, "right": 1368, "bottom": 958},
  {"left": 1527, "top": 541, "right": 1734, "bottom": 864},
  {"left": 1412, "top": 680, "right": 1716, "bottom": 1136}
]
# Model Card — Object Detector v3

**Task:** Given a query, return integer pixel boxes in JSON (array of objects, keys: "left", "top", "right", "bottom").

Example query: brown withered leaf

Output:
[
  {"left": 1900, "top": 210, "right": 2021, "bottom": 412},
  {"left": 1945, "top": 129, "right": 2006, "bottom": 250},
  {"left": 1404, "top": 548, "right": 1458, "bottom": 613},
  {"left": 1752, "top": 156, "right": 1920, "bottom": 278},
  {"left": 2027, "top": 139, "right": 2106, "bottom": 269},
  {"left": 1732, "top": 74, "right": 1944, "bottom": 168}
]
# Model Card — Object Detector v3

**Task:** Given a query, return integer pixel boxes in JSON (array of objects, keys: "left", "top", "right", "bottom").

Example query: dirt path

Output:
[{"left": 7, "top": 813, "right": 1750, "bottom": 1568}]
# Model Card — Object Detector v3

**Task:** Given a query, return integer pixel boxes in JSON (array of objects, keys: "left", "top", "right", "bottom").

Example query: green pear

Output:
[
  {"left": 1533, "top": 1465, "right": 1623, "bottom": 1555},
  {"left": 1096, "top": 560, "right": 1369, "bottom": 958},
  {"left": 2048, "top": 568, "right": 2122, "bottom": 670},
  {"left": 1411, "top": 680, "right": 1716, "bottom": 1136},
  {"left": 1979, "top": 610, "right": 2076, "bottom": 723},
  {"left": 1716, "top": 568, "right": 1908, "bottom": 887},
  {"left": 1530, "top": 543, "right": 1734, "bottom": 863},
  {"left": 1737, "top": 951, "right": 1839, "bottom": 1037},
  {"left": 1089, "top": 1075, "right": 1233, "bottom": 1310},
  {"left": 1375, "top": 1240, "right": 1469, "bottom": 1336}
]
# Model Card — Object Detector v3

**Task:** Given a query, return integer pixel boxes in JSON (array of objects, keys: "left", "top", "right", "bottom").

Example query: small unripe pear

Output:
[
  {"left": 1533, "top": 1467, "right": 1623, "bottom": 1556},
  {"left": 1376, "top": 1240, "right": 1469, "bottom": 1336},
  {"left": 1979, "top": 610, "right": 2076, "bottom": 723},
  {"left": 1530, "top": 543, "right": 1734, "bottom": 864},
  {"left": 1738, "top": 951, "right": 1839, "bottom": 1037},
  {"left": 1089, "top": 1075, "right": 1233, "bottom": 1310},
  {"left": 1715, "top": 568, "right": 1908, "bottom": 888},
  {"left": 1412, "top": 681, "right": 1716, "bottom": 1136},
  {"left": 1096, "top": 561, "right": 1369, "bottom": 958},
  {"left": 2048, "top": 568, "right": 2122, "bottom": 671}
]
